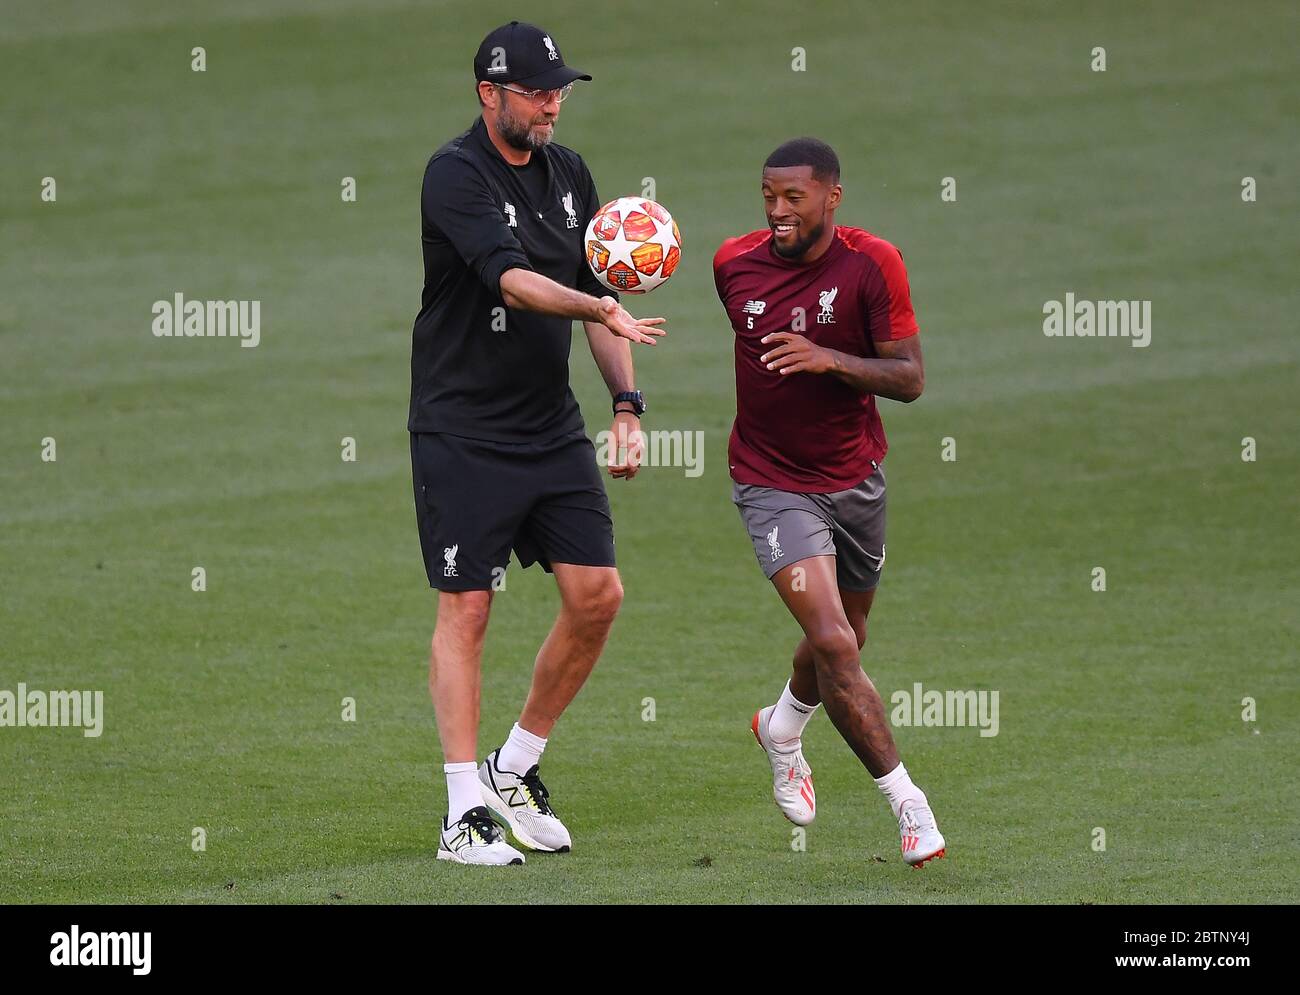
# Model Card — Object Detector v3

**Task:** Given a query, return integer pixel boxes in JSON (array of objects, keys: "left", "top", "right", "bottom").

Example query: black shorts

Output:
[{"left": 410, "top": 430, "right": 616, "bottom": 591}]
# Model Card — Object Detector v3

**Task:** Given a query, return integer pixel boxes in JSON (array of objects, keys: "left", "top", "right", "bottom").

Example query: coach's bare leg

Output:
[
  {"left": 517, "top": 563, "right": 624, "bottom": 736},
  {"left": 772, "top": 556, "right": 898, "bottom": 777},
  {"left": 789, "top": 587, "right": 874, "bottom": 705},
  {"left": 430, "top": 589, "right": 493, "bottom": 763}
]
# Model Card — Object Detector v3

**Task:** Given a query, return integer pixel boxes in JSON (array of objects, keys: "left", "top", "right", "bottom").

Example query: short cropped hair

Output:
[{"left": 764, "top": 137, "right": 841, "bottom": 184}]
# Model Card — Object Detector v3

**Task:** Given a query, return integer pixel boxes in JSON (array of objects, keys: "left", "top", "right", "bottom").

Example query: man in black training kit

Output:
[{"left": 410, "top": 21, "right": 665, "bottom": 866}]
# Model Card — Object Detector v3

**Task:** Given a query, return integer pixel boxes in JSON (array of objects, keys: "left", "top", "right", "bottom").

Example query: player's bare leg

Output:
[
  {"left": 430, "top": 589, "right": 493, "bottom": 764},
  {"left": 772, "top": 558, "right": 898, "bottom": 774},
  {"left": 430, "top": 589, "right": 523, "bottom": 865},
  {"left": 518, "top": 563, "right": 623, "bottom": 735},
  {"left": 788, "top": 588, "right": 874, "bottom": 714},
  {"left": 480, "top": 562, "right": 623, "bottom": 852},
  {"left": 753, "top": 570, "right": 875, "bottom": 825},
  {"left": 766, "top": 555, "right": 945, "bottom": 866}
]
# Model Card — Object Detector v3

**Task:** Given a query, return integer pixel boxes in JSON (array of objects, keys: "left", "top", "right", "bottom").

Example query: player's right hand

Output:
[{"left": 596, "top": 296, "right": 666, "bottom": 346}]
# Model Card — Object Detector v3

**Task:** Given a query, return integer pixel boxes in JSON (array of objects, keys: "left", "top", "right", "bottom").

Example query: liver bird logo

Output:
[
  {"left": 766, "top": 526, "right": 783, "bottom": 561},
  {"left": 817, "top": 286, "right": 838, "bottom": 323}
]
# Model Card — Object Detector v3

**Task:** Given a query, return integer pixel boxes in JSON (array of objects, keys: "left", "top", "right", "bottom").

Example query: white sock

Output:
[
  {"left": 444, "top": 761, "right": 481, "bottom": 824},
  {"left": 874, "top": 761, "right": 927, "bottom": 819},
  {"left": 497, "top": 722, "right": 547, "bottom": 774},
  {"left": 767, "top": 681, "right": 820, "bottom": 748}
]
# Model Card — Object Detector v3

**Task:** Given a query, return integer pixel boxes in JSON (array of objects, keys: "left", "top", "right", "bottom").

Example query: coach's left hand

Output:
[
  {"left": 760, "top": 332, "right": 835, "bottom": 375},
  {"left": 608, "top": 410, "right": 645, "bottom": 480}
]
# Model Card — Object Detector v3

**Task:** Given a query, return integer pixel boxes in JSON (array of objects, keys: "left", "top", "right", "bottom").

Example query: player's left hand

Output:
[
  {"left": 760, "top": 332, "right": 836, "bottom": 375},
  {"left": 608, "top": 410, "right": 645, "bottom": 480}
]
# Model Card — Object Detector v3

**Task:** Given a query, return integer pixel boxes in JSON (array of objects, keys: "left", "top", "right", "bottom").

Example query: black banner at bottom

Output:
[{"left": 0, "top": 904, "right": 1278, "bottom": 981}]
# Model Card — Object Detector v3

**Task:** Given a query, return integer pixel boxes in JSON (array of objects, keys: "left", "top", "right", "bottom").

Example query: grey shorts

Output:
[{"left": 732, "top": 466, "right": 887, "bottom": 592}]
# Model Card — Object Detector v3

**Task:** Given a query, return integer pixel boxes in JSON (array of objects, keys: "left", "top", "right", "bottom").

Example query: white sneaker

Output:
[
  {"left": 751, "top": 705, "right": 816, "bottom": 825},
  {"left": 437, "top": 805, "right": 525, "bottom": 865},
  {"left": 898, "top": 798, "right": 946, "bottom": 868},
  {"left": 479, "top": 750, "right": 573, "bottom": 853}
]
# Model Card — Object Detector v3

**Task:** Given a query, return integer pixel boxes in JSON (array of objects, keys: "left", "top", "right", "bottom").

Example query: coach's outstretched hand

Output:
[{"left": 596, "top": 296, "right": 666, "bottom": 346}]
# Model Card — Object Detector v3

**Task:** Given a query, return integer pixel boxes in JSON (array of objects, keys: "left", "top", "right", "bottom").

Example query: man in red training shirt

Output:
[{"left": 713, "top": 137, "right": 945, "bottom": 868}]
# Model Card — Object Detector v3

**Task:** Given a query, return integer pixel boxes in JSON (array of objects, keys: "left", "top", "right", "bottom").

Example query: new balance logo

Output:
[
  {"left": 901, "top": 835, "right": 919, "bottom": 852},
  {"left": 501, "top": 783, "right": 538, "bottom": 811},
  {"left": 742, "top": 299, "right": 767, "bottom": 315}
]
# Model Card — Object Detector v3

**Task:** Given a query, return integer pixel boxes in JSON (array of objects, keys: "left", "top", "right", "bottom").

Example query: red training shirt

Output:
[{"left": 713, "top": 225, "right": 919, "bottom": 493}]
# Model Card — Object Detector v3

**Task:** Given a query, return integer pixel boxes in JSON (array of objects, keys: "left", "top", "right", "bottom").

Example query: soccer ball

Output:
[{"left": 584, "top": 197, "right": 682, "bottom": 294}]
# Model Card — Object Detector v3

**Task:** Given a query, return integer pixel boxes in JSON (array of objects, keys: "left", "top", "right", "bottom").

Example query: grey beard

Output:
[{"left": 495, "top": 112, "right": 552, "bottom": 152}]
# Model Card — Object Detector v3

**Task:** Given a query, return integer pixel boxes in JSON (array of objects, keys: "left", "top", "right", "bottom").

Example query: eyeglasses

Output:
[{"left": 497, "top": 82, "right": 574, "bottom": 105}]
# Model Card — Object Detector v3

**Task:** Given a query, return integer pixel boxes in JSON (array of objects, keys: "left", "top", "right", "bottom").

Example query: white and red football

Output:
[{"left": 584, "top": 196, "right": 682, "bottom": 294}]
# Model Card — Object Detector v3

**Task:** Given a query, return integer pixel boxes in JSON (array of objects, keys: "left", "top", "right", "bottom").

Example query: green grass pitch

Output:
[{"left": 1, "top": 0, "right": 1296, "bottom": 903}]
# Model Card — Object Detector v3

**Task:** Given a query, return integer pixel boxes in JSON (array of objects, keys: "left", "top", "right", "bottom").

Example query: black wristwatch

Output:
[{"left": 612, "top": 390, "right": 646, "bottom": 416}]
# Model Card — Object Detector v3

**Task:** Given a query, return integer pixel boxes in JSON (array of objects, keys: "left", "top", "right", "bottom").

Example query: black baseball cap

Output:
[{"left": 473, "top": 21, "right": 592, "bottom": 90}]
